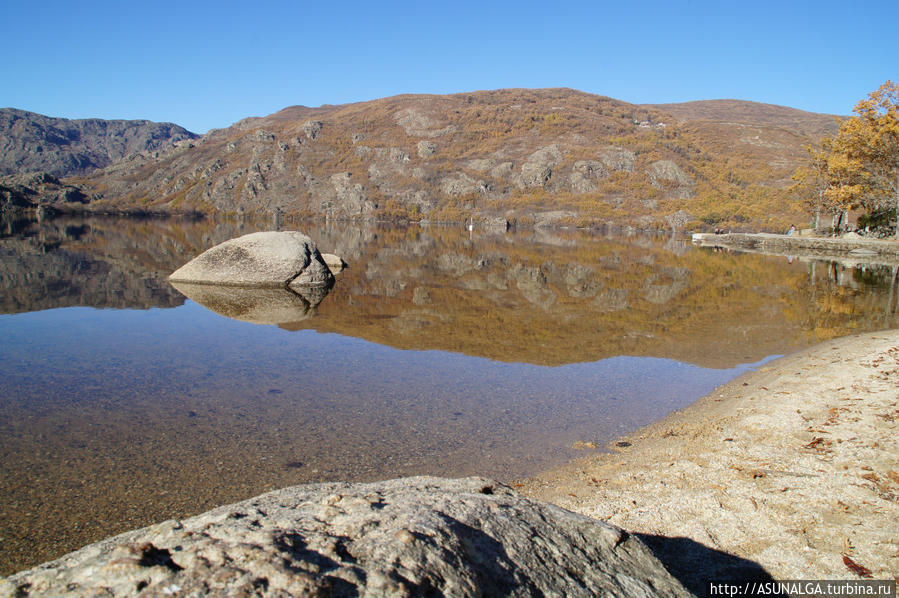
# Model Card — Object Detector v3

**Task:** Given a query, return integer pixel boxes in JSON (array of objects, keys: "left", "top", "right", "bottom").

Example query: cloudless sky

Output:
[{"left": 4, "top": 0, "right": 897, "bottom": 133}]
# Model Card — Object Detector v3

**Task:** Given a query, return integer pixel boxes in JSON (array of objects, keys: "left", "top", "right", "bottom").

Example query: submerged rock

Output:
[
  {"left": 169, "top": 231, "right": 334, "bottom": 290},
  {"left": 1, "top": 477, "right": 689, "bottom": 597}
]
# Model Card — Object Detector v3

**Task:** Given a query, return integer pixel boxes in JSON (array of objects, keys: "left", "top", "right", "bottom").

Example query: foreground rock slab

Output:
[
  {"left": 1, "top": 477, "right": 688, "bottom": 597},
  {"left": 169, "top": 231, "right": 334, "bottom": 289}
]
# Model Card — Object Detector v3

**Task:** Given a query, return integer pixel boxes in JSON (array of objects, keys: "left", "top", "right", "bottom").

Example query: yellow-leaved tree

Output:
[
  {"left": 792, "top": 143, "right": 829, "bottom": 230},
  {"left": 796, "top": 81, "right": 899, "bottom": 236},
  {"left": 793, "top": 137, "right": 866, "bottom": 231},
  {"left": 844, "top": 81, "right": 899, "bottom": 237}
]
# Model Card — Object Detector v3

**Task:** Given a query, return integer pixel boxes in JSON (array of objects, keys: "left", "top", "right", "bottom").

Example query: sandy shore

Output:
[{"left": 520, "top": 330, "right": 899, "bottom": 585}]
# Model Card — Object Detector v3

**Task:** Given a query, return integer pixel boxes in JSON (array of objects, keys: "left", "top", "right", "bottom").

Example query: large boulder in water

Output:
[
  {"left": 169, "top": 231, "right": 334, "bottom": 290},
  {"left": 0, "top": 476, "right": 689, "bottom": 597}
]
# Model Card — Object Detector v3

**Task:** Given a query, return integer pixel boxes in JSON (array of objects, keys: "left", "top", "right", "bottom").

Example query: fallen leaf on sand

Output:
[
  {"left": 842, "top": 554, "right": 873, "bottom": 578},
  {"left": 804, "top": 437, "right": 829, "bottom": 449}
]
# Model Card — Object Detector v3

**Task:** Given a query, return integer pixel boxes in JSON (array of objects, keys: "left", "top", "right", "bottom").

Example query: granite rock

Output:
[
  {"left": 0, "top": 476, "right": 689, "bottom": 597},
  {"left": 519, "top": 144, "right": 563, "bottom": 189},
  {"left": 321, "top": 253, "right": 347, "bottom": 273},
  {"left": 647, "top": 160, "right": 694, "bottom": 198},
  {"left": 169, "top": 231, "right": 334, "bottom": 289}
]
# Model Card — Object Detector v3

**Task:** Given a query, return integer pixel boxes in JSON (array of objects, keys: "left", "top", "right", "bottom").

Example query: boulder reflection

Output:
[{"left": 170, "top": 281, "right": 332, "bottom": 326}]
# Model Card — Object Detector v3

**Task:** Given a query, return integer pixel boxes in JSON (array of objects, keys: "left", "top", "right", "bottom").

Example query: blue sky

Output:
[{"left": 4, "top": 0, "right": 897, "bottom": 133}]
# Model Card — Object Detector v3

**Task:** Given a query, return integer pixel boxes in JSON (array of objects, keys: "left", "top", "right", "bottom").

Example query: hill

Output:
[
  {"left": 11, "top": 90, "right": 840, "bottom": 231},
  {"left": 645, "top": 99, "right": 842, "bottom": 138},
  {"left": 0, "top": 108, "right": 198, "bottom": 177}
]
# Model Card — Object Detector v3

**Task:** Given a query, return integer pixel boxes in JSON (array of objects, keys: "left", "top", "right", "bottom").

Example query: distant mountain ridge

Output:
[
  {"left": 0, "top": 108, "right": 198, "bottom": 177},
  {"left": 645, "top": 99, "right": 842, "bottom": 138},
  {"left": 2, "top": 90, "right": 840, "bottom": 230}
]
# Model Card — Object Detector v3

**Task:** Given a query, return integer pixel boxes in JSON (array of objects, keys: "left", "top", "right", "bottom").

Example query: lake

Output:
[{"left": 1, "top": 215, "right": 898, "bottom": 574}]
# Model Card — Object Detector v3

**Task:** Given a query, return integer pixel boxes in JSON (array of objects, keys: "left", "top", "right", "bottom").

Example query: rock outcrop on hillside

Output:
[
  {"left": 648, "top": 160, "right": 694, "bottom": 198},
  {"left": 0, "top": 477, "right": 689, "bottom": 597},
  {"left": 0, "top": 172, "right": 89, "bottom": 217},
  {"left": 0, "top": 108, "right": 198, "bottom": 177}
]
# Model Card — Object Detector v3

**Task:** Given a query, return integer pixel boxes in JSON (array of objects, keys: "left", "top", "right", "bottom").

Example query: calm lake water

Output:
[{"left": 2, "top": 215, "right": 898, "bottom": 573}]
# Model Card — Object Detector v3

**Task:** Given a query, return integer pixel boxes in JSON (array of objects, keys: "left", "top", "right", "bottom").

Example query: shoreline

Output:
[
  {"left": 519, "top": 329, "right": 899, "bottom": 583},
  {"left": 692, "top": 232, "right": 899, "bottom": 266}
]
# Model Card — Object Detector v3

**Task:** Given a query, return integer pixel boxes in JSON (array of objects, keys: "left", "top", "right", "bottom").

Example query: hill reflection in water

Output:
[
  {"left": 4, "top": 215, "right": 898, "bottom": 367},
  {"left": 1, "top": 215, "right": 897, "bottom": 575}
]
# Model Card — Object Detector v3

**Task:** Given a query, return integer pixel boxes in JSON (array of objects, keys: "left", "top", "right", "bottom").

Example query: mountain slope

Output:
[
  {"left": 0, "top": 108, "right": 198, "bottom": 177},
  {"left": 645, "top": 99, "right": 842, "bottom": 138},
  {"left": 49, "top": 89, "right": 837, "bottom": 230}
]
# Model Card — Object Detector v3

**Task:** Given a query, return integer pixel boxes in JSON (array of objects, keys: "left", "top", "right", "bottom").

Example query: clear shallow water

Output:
[
  {"left": 1, "top": 300, "right": 766, "bottom": 479},
  {"left": 1, "top": 216, "right": 897, "bottom": 573}
]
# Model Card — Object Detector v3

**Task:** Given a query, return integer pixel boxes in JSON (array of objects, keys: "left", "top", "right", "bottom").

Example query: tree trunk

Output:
[
  {"left": 894, "top": 172, "right": 899, "bottom": 240},
  {"left": 813, "top": 189, "right": 822, "bottom": 231}
]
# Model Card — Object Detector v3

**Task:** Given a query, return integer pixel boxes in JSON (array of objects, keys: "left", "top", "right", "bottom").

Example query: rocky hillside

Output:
[
  {"left": 37, "top": 89, "right": 839, "bottom": 231},
  {"left": 0, "top": 108, "right": 198, "bottom": 177}
]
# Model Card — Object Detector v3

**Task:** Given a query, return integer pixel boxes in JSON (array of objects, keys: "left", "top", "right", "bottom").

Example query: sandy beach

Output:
[{"left": 520, "top": 330, "right": 899, "bottom": 586}]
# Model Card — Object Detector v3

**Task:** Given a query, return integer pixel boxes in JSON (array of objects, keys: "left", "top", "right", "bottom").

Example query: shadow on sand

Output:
[{"left": 636, "top": 533, "right": 787, "bottom": 597}]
